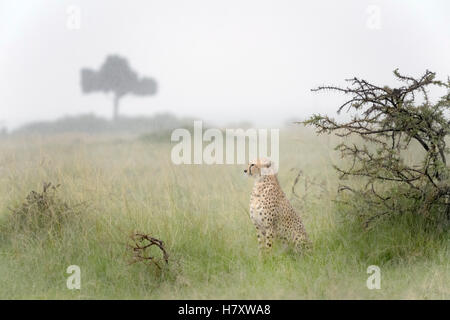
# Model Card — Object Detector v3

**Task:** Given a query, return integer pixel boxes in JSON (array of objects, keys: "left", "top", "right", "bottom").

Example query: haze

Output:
[{"left": 1, "top": 0, "right": 449, "bottom": 130}]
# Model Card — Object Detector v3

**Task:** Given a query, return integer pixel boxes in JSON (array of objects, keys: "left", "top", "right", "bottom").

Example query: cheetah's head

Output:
[{"left": 244, "top": 158, "right": 273, "bottom": 177}]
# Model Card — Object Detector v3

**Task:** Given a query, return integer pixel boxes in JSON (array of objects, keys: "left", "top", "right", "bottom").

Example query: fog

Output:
[{"left": 1, "top": 0, "right": 449, "bottom": 131}]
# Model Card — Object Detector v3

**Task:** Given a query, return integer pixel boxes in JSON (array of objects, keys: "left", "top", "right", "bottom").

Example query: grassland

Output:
[{"left": 0, "top": 128, "right": 448, "bottom": 299}]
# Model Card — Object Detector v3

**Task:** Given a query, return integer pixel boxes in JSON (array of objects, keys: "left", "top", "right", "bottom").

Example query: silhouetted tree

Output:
[
  {"left": 80, "top": 55, "right": 157, "bottom": 121},
  {"left": 0, "top": 121, "right": 6, "bottom": 136}
]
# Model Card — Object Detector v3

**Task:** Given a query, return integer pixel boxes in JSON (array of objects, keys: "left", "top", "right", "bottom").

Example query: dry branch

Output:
[{"left": 127, "top": 232, "right": 169, "bottom": 269}]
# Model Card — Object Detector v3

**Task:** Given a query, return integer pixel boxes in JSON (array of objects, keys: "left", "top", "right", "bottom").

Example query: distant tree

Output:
[
  {"left": 80, "top": 55, "right": 157, "bottom": 121},
  {"left": 302, "top": 69, "right": 450, "bottom": 227},
  {"left": 0, "top": 121, "right": 6, "bottom": 136}
]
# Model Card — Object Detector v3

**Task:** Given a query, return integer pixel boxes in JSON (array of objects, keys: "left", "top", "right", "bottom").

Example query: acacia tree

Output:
[
  {"left": 81, "top": 55, "right": 157, "bottom": 121},
  {"left": 303, "top": 69, "right": 450, "bottom": 227}
]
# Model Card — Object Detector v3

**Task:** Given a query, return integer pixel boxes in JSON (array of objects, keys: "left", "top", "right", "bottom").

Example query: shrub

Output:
[
  {"left": 1, "top": 182, "right": 83, "bottom": 242},
  {"left": 303, "top": 70, "right": 450, "bottom": 228}
]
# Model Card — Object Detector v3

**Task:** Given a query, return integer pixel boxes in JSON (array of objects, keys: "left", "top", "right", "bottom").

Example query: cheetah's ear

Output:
[{"left": 260, "top": 159, "right": 272, "bottom": 168}]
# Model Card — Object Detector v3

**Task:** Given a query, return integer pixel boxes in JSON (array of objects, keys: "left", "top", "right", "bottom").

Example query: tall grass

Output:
[{"left": 0, "top": 128, "right": 448, "bottom": 299}]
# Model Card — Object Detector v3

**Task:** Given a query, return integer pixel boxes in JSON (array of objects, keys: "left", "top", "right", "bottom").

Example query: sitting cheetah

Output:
[{"left": 244, "top": 158, "right": 310, "bottom": 253}]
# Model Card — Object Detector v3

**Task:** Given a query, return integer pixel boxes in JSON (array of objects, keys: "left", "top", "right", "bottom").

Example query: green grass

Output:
[{"left": 0, "top": 129, "right": 448, "bottom": 299}]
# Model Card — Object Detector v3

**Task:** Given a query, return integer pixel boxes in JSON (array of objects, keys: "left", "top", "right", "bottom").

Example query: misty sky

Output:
[{"left": 1, "top": 0, "right": 449, "bottom": 129}]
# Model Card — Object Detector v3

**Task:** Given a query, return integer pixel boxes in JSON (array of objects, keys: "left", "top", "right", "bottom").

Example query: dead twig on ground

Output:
[{"left": 127, "top": 232, "right": 169, "bottom": 269}]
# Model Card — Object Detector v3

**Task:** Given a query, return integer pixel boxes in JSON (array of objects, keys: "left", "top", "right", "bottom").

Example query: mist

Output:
[{"left": 1, "top": 0, "right": 449, "bottom": 131}]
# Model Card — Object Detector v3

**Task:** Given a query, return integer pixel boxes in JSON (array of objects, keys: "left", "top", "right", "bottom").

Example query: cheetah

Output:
[{"left": 244, "top": 158, "right": 310, "bottom": 253}]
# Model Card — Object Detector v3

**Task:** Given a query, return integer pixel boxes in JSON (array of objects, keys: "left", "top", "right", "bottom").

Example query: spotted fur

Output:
[{"left": 244, "top": 159, "right": 310, "bottom": 253}]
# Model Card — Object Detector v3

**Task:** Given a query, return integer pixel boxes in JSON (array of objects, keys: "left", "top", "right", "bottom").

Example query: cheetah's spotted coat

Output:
[{"left": 244, "top": 159, "right": 310, "bottom": 252}]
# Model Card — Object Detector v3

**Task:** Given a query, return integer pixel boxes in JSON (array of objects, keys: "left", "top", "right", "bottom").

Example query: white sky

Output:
[{"left": 0, "top": 0, "right": 449, "bottom": 129}]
